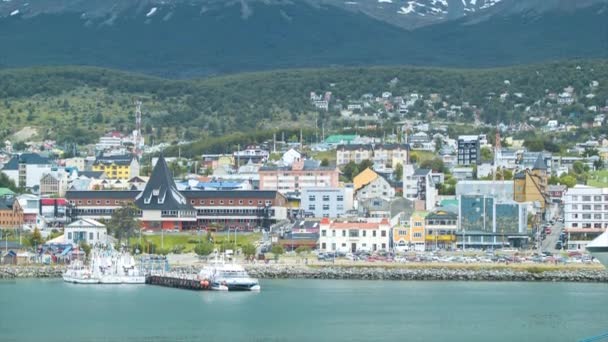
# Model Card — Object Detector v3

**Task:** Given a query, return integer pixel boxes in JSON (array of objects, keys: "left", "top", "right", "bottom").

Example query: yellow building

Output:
[
  {"left": 392, "top": 211, "right": 428, "bottom": 252},
  {"left": 92, "top": 155, "right": 140, "bottom": 180},
  {"left": 513, "top": 155, "right": 548, "bottom": 210},
  {"left": 353, "top": 168, "right": 378, "bottom": 191},
  {"left": 424, "top": 209, "right": 457, "bottom": 250}
]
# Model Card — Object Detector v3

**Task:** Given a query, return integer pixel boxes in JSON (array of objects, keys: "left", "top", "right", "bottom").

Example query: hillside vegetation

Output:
[{"left": 1, "top": 60, "right": 607, "bottom": 152}]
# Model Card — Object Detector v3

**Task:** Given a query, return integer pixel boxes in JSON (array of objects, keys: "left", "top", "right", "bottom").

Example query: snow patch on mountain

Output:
[
  {"left": 146, "top": 7, "right": 157, "bottom": 17},
  {"left": 10, "top": 9, "right": 18, "bottom": 15}
]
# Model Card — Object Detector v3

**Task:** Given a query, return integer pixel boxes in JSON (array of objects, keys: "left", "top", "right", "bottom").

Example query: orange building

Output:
[{"left": 0, "top": 196, "right": 24, "bottom": 229}]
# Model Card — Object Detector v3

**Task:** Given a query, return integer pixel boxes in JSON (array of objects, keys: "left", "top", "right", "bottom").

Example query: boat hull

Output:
[
  {"left": 585, "top": 246, "right": 608, "bottom": 269},
  {"left": 63, "top": 276, "right": 100, "bottom": 284}
]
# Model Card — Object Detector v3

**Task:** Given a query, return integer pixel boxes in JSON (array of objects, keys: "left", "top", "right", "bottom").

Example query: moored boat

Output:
[
  {"left": 586, "top": 230, "right": 608, "bottom": 269},
  {"left": 199, "top": 261, "right": 260, "bottom": 292}
]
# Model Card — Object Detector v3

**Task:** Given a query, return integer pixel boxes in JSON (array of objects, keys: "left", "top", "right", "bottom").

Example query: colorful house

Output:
[
  {"left": 424, "top": 209, "right": 457, "bottom": 250},
  {"left": 392, "top": 211, "right": 428, "bottom": 252},
  {"left": 92, "top": 154, "right": 140, "bottom": 180}
]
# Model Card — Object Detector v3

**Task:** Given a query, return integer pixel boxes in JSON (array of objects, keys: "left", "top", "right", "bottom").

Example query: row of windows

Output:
[
  {"left": 189, "top": 199, "right": 272, "bottom": 206},
  {"left": 320, "top": 242, "right": 387, "bottom": 251},
  {"left": 197, "top": 209, "right": 275, "bottom": 216},
  {"left": 571, "top": 204, "right": 608, "bottom": 210},
  {"left": 320, "top": 229, "right": 387, "bottom": 237},
  {"left": 309, "top": 205, "right": 340, "bottom": 211},
  {"left": 571, "top": 213, "right": 606, "bottom": 220},
  {"left": 71, "top": 200, "right": 126, "bottom": 205},
  {"left": 308, "top": 195, "right": 344, "bottom": 202},
  {"left": 570, "top": 195, "right": 608, "bottom": 202},
  {"left": 571, "top": 223, "right": 608, "bottom": 229}
]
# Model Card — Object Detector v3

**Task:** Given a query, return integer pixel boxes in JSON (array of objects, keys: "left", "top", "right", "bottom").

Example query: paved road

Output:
[{"left": 542, "top": 222, "right": 564, "bottom": 253}]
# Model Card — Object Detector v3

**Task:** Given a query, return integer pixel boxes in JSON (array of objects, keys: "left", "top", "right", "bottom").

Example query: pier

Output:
[{"left": 145, "top": 273, "right": 211, "bottom": 291}]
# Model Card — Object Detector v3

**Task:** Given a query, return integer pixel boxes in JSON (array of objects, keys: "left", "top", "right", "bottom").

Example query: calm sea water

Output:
[{"left": 1, "top": 279, "right": 607, "bottom": 342}]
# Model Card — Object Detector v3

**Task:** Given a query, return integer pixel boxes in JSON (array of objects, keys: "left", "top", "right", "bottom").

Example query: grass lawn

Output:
[
  {"left": 587, "top": 170, "right": 608, "bottom": 187},
  {"left": 309, "top": 149, "right": 336, "bottom": 164},
  {"left": 131, "top": 232, "right": 262, "bottom": 253}
]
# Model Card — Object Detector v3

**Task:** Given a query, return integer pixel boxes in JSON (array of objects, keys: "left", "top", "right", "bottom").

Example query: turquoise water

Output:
[{"left": 1, "top": 279, "right": 607, "bottom": 342}]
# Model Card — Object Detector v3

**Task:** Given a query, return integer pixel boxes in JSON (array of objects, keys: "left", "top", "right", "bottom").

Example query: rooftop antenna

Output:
[{"left": 134, "top": 100, "right": 143, "bottom": 157}]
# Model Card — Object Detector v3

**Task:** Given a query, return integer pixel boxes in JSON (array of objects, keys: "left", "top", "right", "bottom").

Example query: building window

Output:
[
  {"left": 89, "top": 232, "right": 94, "bottom": 240},
  {"left": 414, "top": 232, "right": 422, "bottom": 238},
  {"left": 249, "top": 200, "right": 253, "bottom": 205},
  {"left": 220, "top": 200, "right": 224, "bottom": 205},
  {"left": 594, "top": 196, "right": 602, "bottom": 201},
  {"left": 583, "top": 205, "right": 592, "bottom": 210},
  {"left": 68, "top": 232, "right": 72, "bottom": 240},
  {"left": 87, "top": 200, "right": 91, "bottom": 205},
  {"left": 572, "top": 204, "right": 578, "bottom": 210},
  {"left": 191, "top": 200, "right": 195, "bottom": 204},
  {"left": 381, "top": 230, "right": 386, "bottom": 237},
  {"left": 321, "top": 242, "right": 326, "bottom": 249},
  {"left": 239, "top": 200, "right": 243, "bottom": 204},
  {"left": 323, "top": 195, "right": 330, "bottom": 201},
  {"left": 583, "top": 196, "right": 591, "bottom": 201},
  {"left": 309, "top": 195, "right": 316, "bottom": 201},
  {"left": 349, "top": 230, "right": 359, "bottom": 237},
  {"left": 381, "top": 243, "right": 386, "bottom": 249},
  {"left": 229, "top": 200, "right": 234, "bottom": 205},
  {"left": 337, "top": 195, "right": 344, "bottom": 202},
  {"left": 373, "top": 231, "right": 377, "bottom": 237},
  {"left": 342, "top": 230, "right": 346, "bottom": 237},
  {"left": 105, "top": 200, "right": 110, "bottom": 205},
  {"left": 321, "top": 230, "right": 327, "bottom": 237},
  {"left": 362, "top": 230, "right": 366, "bottom": 237},
  {"left": 322, "top": 205, "right": 330, "bottom": 210},
  {"left": 583, "top": 214, "right": 592, "bottom": 219},
  {"left": 210, "top": 200, "right": 214, "bottom": 205},
  {"left": 309, "top": 205, "right": 316, "bottom": 211}
]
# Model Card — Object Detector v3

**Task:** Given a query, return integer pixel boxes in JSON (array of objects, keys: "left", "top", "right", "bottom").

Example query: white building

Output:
[
  {"left": 1, "top": 153, "right": 54, "bottom": 190},
  {"left": 300, "top": 187, "right": 354, "bottom": 218},
  {"left": 281, "top": 148, "right": 302, "bottom": 166},
  {"left": 64, "top": 218, "right": 108, "bottom": 246},
  {"left": 356, "top": 176, "right": 395, "bottom": 201},
  {"left": 64, "top": 157, "right": 86, "bottom": 171},
  {"left": 563, "top": 185, "right": 608, "bottom": 251},
  {"left": 318, "top": 218, "right": 391, "bottom": 253}
]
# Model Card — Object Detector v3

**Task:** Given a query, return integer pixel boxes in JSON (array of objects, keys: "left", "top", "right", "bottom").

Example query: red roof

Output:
[
  {"left": 330, "top": 222, "right": 381, "bottom": 230},
  {"left": 320, "top": 217, "right": 331, "bottom": 224},
  {"left": 41, "top": 198, "right": 67, "bottom": 206}
]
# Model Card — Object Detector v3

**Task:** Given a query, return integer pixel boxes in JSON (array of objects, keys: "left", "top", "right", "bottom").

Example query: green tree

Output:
[
  {"left": 295, "top": 246, "right": 311, "bottom": 256},
  {"left": 559, "top": 174, "right": 577, "bottom": 188},
  {"left": 79, "top": 242, "right": 92, "bottom": 258},
  {"left": 270, "top": 244, "right": 284, "bottom": 261},
  {"left": 241, "top": 243, "right": 257, "bottom": 258},
  {"left": 321, "top": 158, "right": 330, "bottom": 167},
  {"left": 29, "top": 228, "right": 43, "bottom": 247},
  {"left": 0, "top": 172, "right": 18, "bottom": 192},
  {"left": 107, "top": 203, "right": 141, "bottom": 245},
  {"left": 394, "top": 163, "right": 403, "bottom": 181},
  {"left": 194, "top": 241, "right": 215, "bottom": 257},
  {"left": 480, "top": 147, "right": 493, "bottom": 163}
]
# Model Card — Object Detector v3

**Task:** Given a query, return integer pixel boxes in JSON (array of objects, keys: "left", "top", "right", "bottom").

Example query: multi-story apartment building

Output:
[
  {"left": 258, "top": 159, "right": 339, "bottom": 195},
  {"left": 336, "top": 145, "right": 373, "bottom": 166},
  {"left": 424, "top": 209, "right": 457, "bottom": 250},
  {"left": 92, "top": 154, "right": 139, "bottom": 180},
  {"left": 457, "top": 135, "right": 481, "bottom": 166},
  {"left": 0, "top": 195, "right": 23, "bottom": 229},
  {"left": 563, "top": 185, "right": 608, "bottom": 251},
  {"left": 336, "top": 144, "right": 408, "bottom": 167},
  {"left": 318, "top": 218, "right": 391, "bottom": 253},
  {"left": 300, "top": 187, "right": 354, "bottom": 218},
  {"left": 40, "top": 170, "right": 70, "bottom": 197},
  {"left": 67, "top": 157, "right": 288, "bottom": 230},
  {"left": 1, "top": 153, "right": 53, "bottom": 189}
]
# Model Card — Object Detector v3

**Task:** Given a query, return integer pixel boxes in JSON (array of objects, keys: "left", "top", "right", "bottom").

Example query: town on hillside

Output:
[{"left": 1, "top": 77, "right": 608, "bottom": 265}]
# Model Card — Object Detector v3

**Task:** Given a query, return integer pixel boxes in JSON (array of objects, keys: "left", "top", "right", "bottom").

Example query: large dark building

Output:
[
  {"left": 66, "top": 156, "right": 288, "bottom": 231},
  {"left": 457, "top": 135, "right": 481, "bottom": 166}
]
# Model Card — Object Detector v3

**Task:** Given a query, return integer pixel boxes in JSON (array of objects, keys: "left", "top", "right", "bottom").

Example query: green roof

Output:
[
  {"left": 440, "top": 199, "right": 458, "bottom": 207},
  {"left": 0, "top": 188, "right": 15, "bottom": 197},
  {"left": 412, "top": 211, "right": 429, "bottom": 217},
  {"left": 324, "top": 135, "right": 357, "bottom": 144}
]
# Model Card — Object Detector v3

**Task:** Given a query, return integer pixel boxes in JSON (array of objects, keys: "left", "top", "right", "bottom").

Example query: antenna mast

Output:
[{"left": 134, "top": 100, "right": 143, "bottom": 157}]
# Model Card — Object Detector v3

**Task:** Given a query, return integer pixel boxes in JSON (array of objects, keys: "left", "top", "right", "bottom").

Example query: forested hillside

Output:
[{"left": 1, "top": 60, "right": 607, "bottom": 149}]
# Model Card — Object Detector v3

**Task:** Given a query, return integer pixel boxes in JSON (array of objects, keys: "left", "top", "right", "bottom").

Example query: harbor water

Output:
[{"left": 1, "top": 279, "right": 607, "bottom": 342}]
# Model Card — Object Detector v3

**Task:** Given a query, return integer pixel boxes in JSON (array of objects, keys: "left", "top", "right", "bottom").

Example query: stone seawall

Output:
[
  {"left": 243, "top": 265, "right": 608, "bottom": 283},
  {"left": 0, "top": 266, "right": 65, "bottom": 279},
  {"left": 2, "top": 264, "right": 607, "bottom": 282}
]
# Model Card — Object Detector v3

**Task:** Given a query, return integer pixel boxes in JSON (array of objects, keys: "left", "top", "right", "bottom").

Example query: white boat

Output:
[
  {"left": 586, "top": 230, "right": 608, "bottom": 269},
  {"left": 199, "top": 260, "right": 260, "bottom": 292},
  {"left": 94, "top": 249, "right": 146, "bottom": 284},
  {"left": 62, "top": 261, "right": 99, "bottom": 284}
]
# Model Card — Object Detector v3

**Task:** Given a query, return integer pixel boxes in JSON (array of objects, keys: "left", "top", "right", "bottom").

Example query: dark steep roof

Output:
[
  {"left": 532, "top": 154, "right": 547, "bottom": 171},
  {"left": 134, "top": 156, "right": 193, "bottom": 211},
  {"left": 2, "top": 153, "right": 51, "bottom": 170},
  {"left": 94, "top": 154, "right": 135, "bottom": 166}
]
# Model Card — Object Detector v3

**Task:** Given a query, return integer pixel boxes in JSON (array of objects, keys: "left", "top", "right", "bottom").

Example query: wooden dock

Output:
[{"left": 145, "top": 274, "right": 211, "bottom": 291}]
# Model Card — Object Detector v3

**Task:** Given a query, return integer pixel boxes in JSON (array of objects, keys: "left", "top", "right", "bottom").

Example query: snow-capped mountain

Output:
[
  {"left": 0, "top": 0, "right": 606, "bottom": 76},
  {"left": 0, "top": 0, "right": 605, "bottom": 29}
]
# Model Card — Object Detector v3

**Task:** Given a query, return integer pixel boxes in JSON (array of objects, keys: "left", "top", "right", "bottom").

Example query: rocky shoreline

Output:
[
  {"left": 0, "top": 265, "right": 65, "bottom": 279},
  {"left": 2, "top": 264, "right": 607, "bottom": 282}
]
